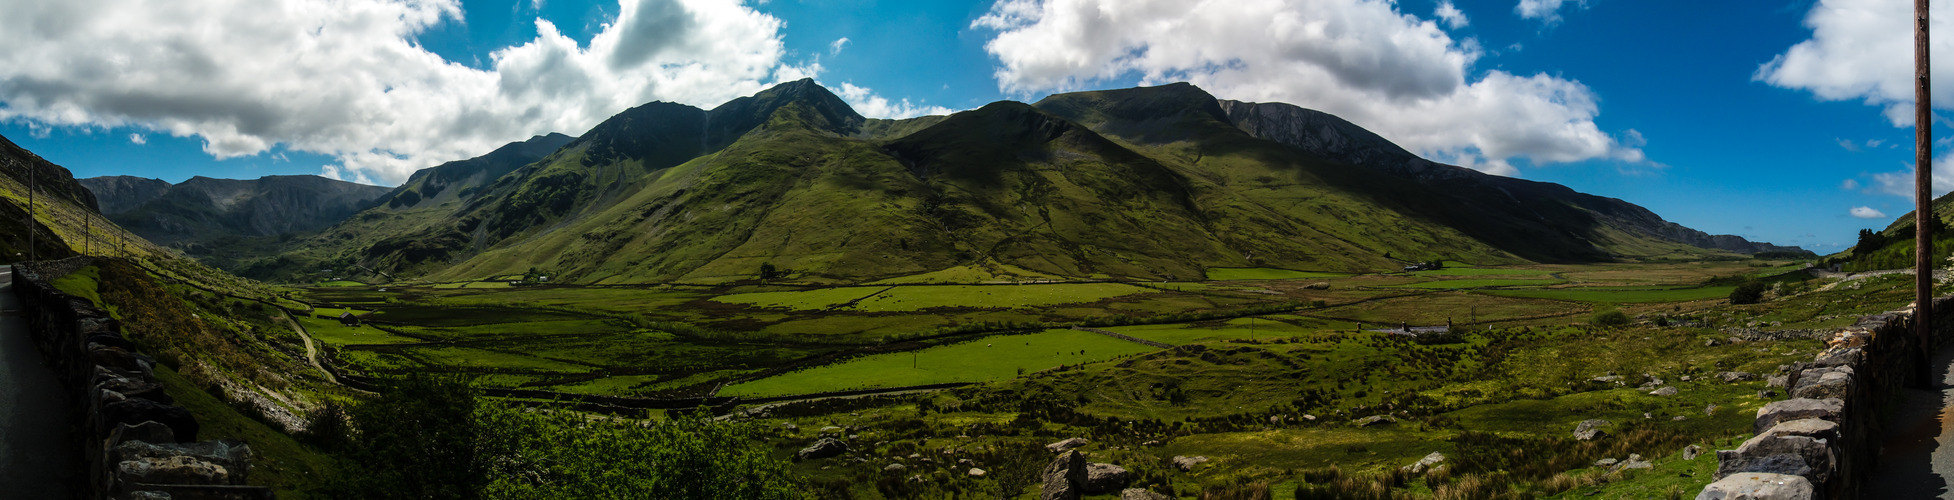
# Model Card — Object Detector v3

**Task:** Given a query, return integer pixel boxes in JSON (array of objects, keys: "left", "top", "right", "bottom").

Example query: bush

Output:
[
  {"left": 1729, "top": 280, "right": 1768, "bottom": 305},
  {"left": 1592, "top": 310, "right": 1630, "bottom": 327}
]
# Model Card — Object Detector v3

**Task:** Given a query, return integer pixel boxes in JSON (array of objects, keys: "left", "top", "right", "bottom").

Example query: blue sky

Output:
[{"left": 0, "top": 0, "right": 1944, "bottom": 253}]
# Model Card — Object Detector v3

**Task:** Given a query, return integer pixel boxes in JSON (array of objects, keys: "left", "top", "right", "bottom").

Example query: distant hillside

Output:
[
  {"left": 82, "top": 175, "right": 391, "bottom": 245},
  {"left": 1215, "top": 98, "right": 1808, "bottom": 257},
  {"left": 249, "top": 80, "right": 1802, "bottom": 285},
  {"left": 0, "top": 133, "right": 174, "bottom": 260}
]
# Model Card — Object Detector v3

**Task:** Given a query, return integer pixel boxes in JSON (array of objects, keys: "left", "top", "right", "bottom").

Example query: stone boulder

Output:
[
  {"left": 110, "top": 440, "right": 253, "bottom": 482},
  {"left": 1761, "top": 418, "right": 1841, "bottom": 442},
  {"left": 1402, "top": 452, "right": 1446, "bottom": 473},
  {"left": 108, "top": 421, "right": 176, "bottom": 447},
  {"left": 1356, "top": 415, "right": 1396, "bottom": 427},
  {"left": 1650, "top": 386, "right": 1679, "bottom": 396},
  {"left": 1047, "top": 437, "right": 1090, "bottom": 453},
  {"left": 1172, "top": 455, "right": 1209, "bottom": 471},
  {"left": 1573, "top": 419, "right": 1612, "bottom": 441},
  {"left": 102, "top": 398, "right": 197, "bottom": 444},
  {"left": 1790, "top": 367, "right": 1853, "bottom": 400},
  {"left": 1754, "top": 399, "right": 1843, "bottom": 434},
  {"left": 1695, "top": 472, "right": 1814, "bottom": 500},
  {"left": 1723, "top": 433, "right": 1834, "bottom": 486},
  {"left": 968, "top": 468, "right": 986, "bottom": 477},
  {"left": 118, "top": 455, "right": 230, "bottom": 485},
  {"left": 1082, "top": 463, "right": 1132, "bottom": 494},
  {"left": 1683, "top": 444, "right": 1704, "bottom": 461},
  {"left": 1041, "top": 450, "right": 1087, "bottom": 500},
  {"left": 98, "top": 375, "right": 172, "bottom": 405},
  {"left": 797, "top": 437, "right": 849, "bottom": 460},
  {"left": 1122, "top": 488, "right": 1173, "bottom": 500},
  {"left": 1712, "top": 453, "right": 1814, "bottom": 484}
]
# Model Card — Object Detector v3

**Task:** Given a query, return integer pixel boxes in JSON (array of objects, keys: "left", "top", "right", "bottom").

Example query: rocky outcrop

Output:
[
  {"left": 1573, "top": 419, "right": 1612, "bottom": 441},
  {"left": 1046, "top": 437, "right": 1089, "bottom": 453},
  {"left": 796, "top": 437, "right": 848, "bottom": 460},
  {"left": 14, "top": 259, "right": 270, "bottom": 499},
  {"left": 1698, "top": 295, "right": 1954, "bottom": 499},
  {"left": 1082, "top": 462, "right": 1132, "bottom": 494},
  {"left": 1040, "top": 450, "right": 1087, "bottom": 500}
]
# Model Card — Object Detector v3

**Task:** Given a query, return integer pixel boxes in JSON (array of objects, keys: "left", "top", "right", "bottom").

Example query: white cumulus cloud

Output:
[
  {"left": 128, "top": 133, "right": 145, "bottom": 145},
  {"left": 971, "top": 0, "right": 1643, "bottom": 176},
  {"left": 0, "top": 0, "right": 928, "bottom": 185},
  {"left": 1435, "top": 1, "right": 1469, "bottom": 29},
  {"left": 830, "top": 37, "right": 850, "bottom": 55},
  {"left": 1759, "top": 0, "right": 1954, "bottom": 127},
  {"left": 833, "top": 82, "right": 954, "bottom": 119},
  {"left": 1850, "top": 206, "right": 1888, "bottom": 218},
  {"left": 1515, "top": 0, "right": 1585, "bottom": 24}
]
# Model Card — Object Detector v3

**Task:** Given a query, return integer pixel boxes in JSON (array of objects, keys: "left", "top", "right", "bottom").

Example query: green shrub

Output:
[
  {"left": 1729, "top": 280, "right": 1769, "bottom": 305},
  {"left": 1592, "top": 310, "right": 1630, "bottom": 326}
]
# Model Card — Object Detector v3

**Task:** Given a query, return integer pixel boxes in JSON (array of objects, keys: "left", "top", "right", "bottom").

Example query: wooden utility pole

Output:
[{"left": 1916, "top": 0, "right": 1936, "bottom": 385}]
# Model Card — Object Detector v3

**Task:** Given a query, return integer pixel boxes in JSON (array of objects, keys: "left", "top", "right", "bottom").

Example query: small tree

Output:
[
  {"left": 1730, "top": 280, "right": 1769, "bottom": 305},
  {"left": 759, "top": 263, "right": 783, "bottom": 281},
  {"left": 1592, "top": 310, "right": 1630, "bottom": 327}
]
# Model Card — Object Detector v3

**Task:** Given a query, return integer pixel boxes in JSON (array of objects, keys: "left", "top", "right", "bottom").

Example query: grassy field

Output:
[
  {"left": 719, "top": 328, "right": 1159, "bottom": 397},
  {"left": 1390, "top": 278, "right": 1564, "bottom": 289},
  {"left": 1479, "top": 285, "right": 1738, "bottom": 304},
  {"left": 1205, "top": 267, "right": 1352, "bottom": 280}
]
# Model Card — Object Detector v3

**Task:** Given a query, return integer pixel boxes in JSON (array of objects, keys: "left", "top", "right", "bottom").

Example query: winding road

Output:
[
  {"left": 0, "top": 266, "right": 78, "bottom": 497},
  {"left": 279, "top": 312, "right": 335, "bottom": 385}
]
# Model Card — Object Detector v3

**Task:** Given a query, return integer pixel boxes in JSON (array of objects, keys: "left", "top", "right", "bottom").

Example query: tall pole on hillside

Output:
[
  {"left": 26, "top": 157, "right": 34, "bottom": 262},
  {"left": 1916, "top": 0, "right": 1936, "bottom": 386}
]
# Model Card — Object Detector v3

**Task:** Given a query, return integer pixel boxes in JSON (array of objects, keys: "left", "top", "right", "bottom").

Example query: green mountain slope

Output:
[{"left": 260, "top": 80, "right": 1798, "bottom": 285}]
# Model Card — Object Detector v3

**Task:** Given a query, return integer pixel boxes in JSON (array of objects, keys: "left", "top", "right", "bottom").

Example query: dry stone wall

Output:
[
  {"left": 1698, "top": 295, "right": 1954, "bottom": 500},
  {"left": 13, "top": 258, "right": 272, "bottom": 500}
]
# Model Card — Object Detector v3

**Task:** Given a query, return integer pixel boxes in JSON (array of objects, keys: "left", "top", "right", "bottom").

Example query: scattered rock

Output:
[
  {"left": 1573, "top": 419, "right": 1612, "bottom": 441},
  {"left": 1356, "top": 415, "right": 1396, "bottom": 427},
  {"left": 782, "top": 423, "right": 798, "bottom": 431},
  {"left": 1705, "top": 403, "right": 1720, "bottom": 416},
  {"left": 1650, "top": 386, "right": 1678, "bottom": 396},
  {"left": 1302, "top": 414, "right": 1317, "bottom": 421},
  {"left": 1614, "top": 454, "right": 1654, "bottom": 471},
  {"left": 1719, "top": 371, "right": 1758, "bottom": 383},
  {"left": 1047, "top": 437, "right": 1090, "bottom": 453},
  {"left": 968, "top": 468, "right": 986, "bottom": 477},
  {"left": 1172, "top": 455, "right": 1209, "bottom": 471},
  {"left": 1122, "top": 488, "right": 1173, "bottom": 500},
  {"left": 1591, "top": 375, "right": 1623, "bottom": 383},
  {"left": 818, "top": 426, "right": 843, "bottom": 435},
  {"left": 797, "top": 437, "right": 849, "bottom": 460},
  {"left": 884, "top": 463, "right": 906, "bottom": 472},
  {"left": 1673, "top": 416, "right": 1688, "bottom": 421},
  {"left": 1595, "top": 458, "right": 1619, "bottom": 467},
  {"left": 1766, "top": 374, "right": 1790, "bottom": 388},
  {"left": 1082, "top": 463, "right": 1132, "bottom": 494},
  {"left": 1140, "top": 440, "right": 1161, "bottom": 447},
  {"left": 1683, "top": 445, "right": 1704, "bottom": 461},
  {"left": 1697, "top": 472, "right": 1815, "bottom": 500},
  {"left": 1402, "top": 452, "right": 1445, "bottom": 474},
  {"left": 1705, "top": 339, "right": 1722, "bottom": 347}
]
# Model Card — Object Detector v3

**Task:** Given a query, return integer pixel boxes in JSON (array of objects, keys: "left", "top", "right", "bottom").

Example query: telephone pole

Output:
[
  {"left": 25, "top": 158, "right": 34, "bottom": 262},
  {"left": 1915, "top": 0, "right": 1935, "bottom": 385}
]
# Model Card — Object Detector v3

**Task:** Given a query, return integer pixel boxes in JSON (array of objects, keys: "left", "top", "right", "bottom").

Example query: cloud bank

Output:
[
  {"left": 0, "top": 0, "right": 931, "bottom": 185},
  {"left": 972, "top": 0, "right": 1643, "bottom": 176}
]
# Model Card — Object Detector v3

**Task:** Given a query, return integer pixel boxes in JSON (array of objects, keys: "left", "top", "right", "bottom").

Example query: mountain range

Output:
[{"left": 81, "top": 79, "right": 1806, "bottom": 284}]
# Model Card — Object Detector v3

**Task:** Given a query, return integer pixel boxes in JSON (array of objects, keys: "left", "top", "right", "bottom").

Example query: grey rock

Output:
[
  {"left": 126, "top": 492, "right": 172, "bottom": 500},
  {"left": 1574, "top": 419, "right": 1612, "bottom": 441},
  {"left": 1761, "top": 418, "right": 1841, "bottom": 442},
  {"left": 1714, "top": 452, "right": 1814, "bottom": 483},
  {"left": 969, "top": 468, "right": 986, "bottom": 477},
  {"left": 1755, "top": 399, "right": 1844, "bottom": 434},
  {"left": 798, "top": 437, "right": 849, "bottom": 460},
  {"left": 1172, "top": 455, "right": 1209, "bottom": 471},
  {"left": 1651, "top": 386, "right": 1679, "bottom": 396},
  {"left": 102, "top": 398, "right": 197, "bottom": 444},
  {"left": 1402, "top": 452, "right": 1445, "bottom": 473},
  {"left": 1122, "top": 489, "right": 1173, "bottom": 500},
  {"left": 1695, "top": 472, "right": 1815, "bottom": 500},
  {"left": 1766, "top": 375, "right": 1790, "bottom": 388},
  {"left": 118, "top": 456, "right": 230, "bottom": 485},
  {"left": 1719, "top": 371, "right": 1757, "bottom": 383},
  {"left": 1082, "top": 463, "right": 1132, "bottom": 494},
  {"left": 1790, "top": 367, "right": 1853, "bottom": 400},
  {"left": 1684, "top": 444, "right": 1705, "bottom": 461},
  {"left": 1730, "top": 434, "right": 1833, "bottom": 485},
  {"left": 1047, "top": 437, "right": 1090, "bottom": 453},
  {"left": 110, "top": 440, "right": 252, "bottom": 483},
  {"left": 1595, "top": 458, "right": 1619, "bottom": 467},
  {"left": 1706, "top": 403, "right": 1720, "bottom": 416},
  {"left": 109, "top": 421, "right": 176, "bottom": 446},
  {"left": 884, "top": 463, "right": 906, "bottom": 472},
  {"left": 1356, "top": 415, "right": 1396, "bottom": 427},
  {"left": 1041, "top": 450, "right": 1087, "bottom": 500},
  {"left": 1591, "top": 375, "right": 1623, "bottom": 383}
]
